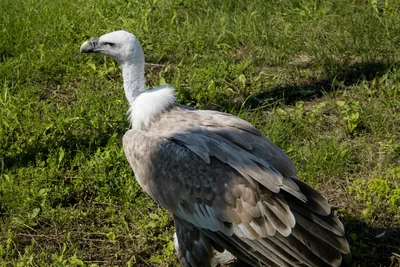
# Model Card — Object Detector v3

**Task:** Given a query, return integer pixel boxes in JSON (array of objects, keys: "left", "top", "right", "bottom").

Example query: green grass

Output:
[{"left": 1, "top": 0, "right": 400, "bottom": 266}]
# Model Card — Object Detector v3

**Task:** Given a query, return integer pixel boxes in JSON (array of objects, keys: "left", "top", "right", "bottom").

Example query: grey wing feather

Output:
[{"left": 174, "top": 215, "right": 214, "bottom": 267}]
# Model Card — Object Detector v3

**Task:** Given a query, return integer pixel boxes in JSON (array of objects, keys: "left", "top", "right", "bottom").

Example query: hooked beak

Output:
[{"left": 80, "top": 38, "right": 99, "bottom": 53}]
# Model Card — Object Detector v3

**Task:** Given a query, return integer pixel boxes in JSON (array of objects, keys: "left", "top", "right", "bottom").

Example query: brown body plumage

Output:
[{"left": 123, "top": 106, "right": 350, "bottom": 266}]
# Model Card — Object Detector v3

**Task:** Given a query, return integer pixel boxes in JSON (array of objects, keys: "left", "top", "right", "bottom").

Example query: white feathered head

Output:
[{"left": 80, "top": 30, "right": 144, "bottom": 64}]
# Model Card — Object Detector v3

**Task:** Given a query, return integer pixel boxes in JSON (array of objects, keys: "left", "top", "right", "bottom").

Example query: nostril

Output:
[{"left": 91, "top": 39, "right": 99, "bottom": 47}]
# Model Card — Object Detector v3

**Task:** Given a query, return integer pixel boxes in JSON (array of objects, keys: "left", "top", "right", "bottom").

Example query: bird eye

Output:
[{"left": 103, "top": 42, "right": 115, "bottom": 47}]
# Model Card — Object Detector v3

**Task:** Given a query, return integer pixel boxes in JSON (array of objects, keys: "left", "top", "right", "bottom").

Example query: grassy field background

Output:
[{"left": 1, "top": 0, "right": 400, "bottom": 266}]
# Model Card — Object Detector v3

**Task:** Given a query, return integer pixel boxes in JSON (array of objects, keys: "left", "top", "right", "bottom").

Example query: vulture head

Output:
[{"left": 80, "top": 30, "right": 144, "bottom": 64}]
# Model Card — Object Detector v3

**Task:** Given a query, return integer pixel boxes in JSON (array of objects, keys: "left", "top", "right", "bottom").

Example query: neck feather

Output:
[
  {"left": 121, "top": 61, "right": 146, "bottom": 104},
  {"left": 127, "top": 86, "right": 176, "bottom": 130},
  {"left": 121, "top": 60, "right": 176, "bottom": 129}
]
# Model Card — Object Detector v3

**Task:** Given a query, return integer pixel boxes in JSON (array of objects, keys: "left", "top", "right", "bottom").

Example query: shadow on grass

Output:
[
  {"left": 245, "top": 61, "right": 393, "bottom": 108},
  {"left": 342, "top": 216, "right": 400, "bottom": 267}
]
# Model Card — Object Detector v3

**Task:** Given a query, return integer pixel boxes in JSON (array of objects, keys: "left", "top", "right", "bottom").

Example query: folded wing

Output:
[{"left": 123, "top": 106, "right": 350, "bottom": 267}]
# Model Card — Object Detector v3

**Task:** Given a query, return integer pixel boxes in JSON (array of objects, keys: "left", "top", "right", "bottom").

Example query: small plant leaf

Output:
[
  {"left": 149, "top": 213, "right": 159, "bottom": 220},
  {"left": 336, "top": 100, "right": 346, "bottom": 107},
  {"left": 150, "top": 256, "right": 163, "bottom": 263},
  {"left": 69, "top": 253, "right": 84, "bottom": 266},
  {"left": 238, "top": 74, "right": 246, "bottom": 86},
  {"left": 58, "top": 148, "right": 65, "bottom": 164},
  {"left": 30, "top": 208, "right": 40, "bottom": 219},
  {"left": 106, "top": 232, "right": 116, "bottom": 241},
  {"left": 159, "top": 77, "right": 167, "bottom": 86}
]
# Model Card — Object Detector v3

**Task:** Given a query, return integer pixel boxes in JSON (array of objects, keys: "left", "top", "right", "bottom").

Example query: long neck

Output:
[{"left": 121, "top": 61, "right": 146, "bottom": 105}]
